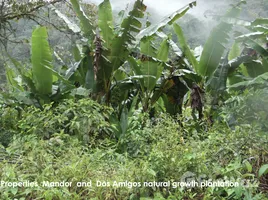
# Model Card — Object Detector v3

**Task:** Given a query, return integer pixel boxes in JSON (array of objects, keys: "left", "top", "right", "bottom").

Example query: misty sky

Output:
[{"left": 84, "top": 0, "right": 221, "bottom": 21}]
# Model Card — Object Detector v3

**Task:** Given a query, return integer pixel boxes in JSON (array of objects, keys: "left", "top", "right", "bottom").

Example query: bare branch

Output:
[{"left": 1, "top": 0, "right": 65, "bottom": 22}]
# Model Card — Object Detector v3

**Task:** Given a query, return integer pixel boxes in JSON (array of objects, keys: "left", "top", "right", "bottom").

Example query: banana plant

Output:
[
  {"left": 136, "top": 1, "right": 197, "bottom": 40},
  {"left": 115, "top": 2, "right": 198, "bottom": 113},
  {"left": 70, "top": 0, "right": 94, "bottom": 39},
  {"left": 218, "top": 15, "right": 268, "bottom": 90},
  {"left": 169, "top": 1, "right": 260, "bottom": 118},
  {"left": 206, "top": 7, "right": 268, "bottom": 117},
  {"left": 65, "top": 0, "right": 147, "bottom": 103},
  {"left": 7, "top": 26, "right": 74, "bottom": 108},
  {"left": 171, "top": 1, "right": 249, "bottom": 84},
  {"left": 126, "top": 37, "right": 171, "bottom": 112},
  {"left": 210, "top": 12, "right": 268, "bottom": 80},
  {"left": 198, "top": 1, "right": 246, "bottom": 78},
  {"left": 97, "top": 0, "right": 147, "bottom": 102},
  {"left": 66, "top": 0, "right": 197, "bottom": 110},
  {"left": 31, "top": 27, "right": 53, "bottom": 96}
]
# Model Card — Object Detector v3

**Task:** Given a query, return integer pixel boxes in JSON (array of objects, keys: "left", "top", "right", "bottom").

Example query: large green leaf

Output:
[
  {"left": 236, "top": 36, "right": 268, "bottom": 59},
  {"left": 156, "top": 38, "right": 169, "bottom": 80},
  {"left": 244, "top": 60, "right": 268, "bottom": 78},
  {"left": 50, "top": 5, "right": 80, "bottom": 34},
  {"left": 136, "top": 1, "right": 196, "bottom": 40},
  {"left": 157, "top": 31, "right": 191, "bottom": 69},
  {"left": 227, "top": 42, "right": 245, "bottom": 85},
  {"left": 229, "top": 72, "right": 268, "bottom": 89},
  {"left": 140, "top": 60, "right": 157, "bottom": 91},
  {"left": 157, "top": 38, "right": 169, "bottom": 62},
  {"left": 97, "top": 0, "right": 146, "bottom": 94},
  {"left": 173, "top": 23, "right": 198, "bottom": 72},
  {"left": 8, "top": 56, "right": 36, "bottom": 93},
  {"left": 5, "top": 67, "right": 23, "bottom": 91},
  {"left": 208, "top": 54, "right": 252, "bottom": 94},
  {"left": 98, "top": 0, "right": 114, "bottom": 49},
  {"left": 236, "top": 32, "right": 268, "bottom": 47},
  {"left": 198, "top": 3, "right": 242, "bottom": 77},
  {"left": 228, "top": 55, "right": 252, "bottom": 74},
  {"left": 259, "top": 164, "right": 268, "bottom": 178},
  {"left": 31, "top": 26, "right": 53, "bottom": 95},
  {"left": 156, "top": 32, "right": 183, "bottom": 57},
  {"left": 72, "top": 44, "right": 82, "bottom": 62},
  {"left": 64, "top": 45, "right": 95, "bottom": 90},
  {"left": 65, "top": 60, "right": 83, "bottom": 80},
  {"left": 109, "top": 0, "right": 146, "bottom": 62},
  {"left": 140, "top": 38, "right": 169, "bottom": 91},
  {"left": 128, "top": 56, "right": 143, "bottom": 77},
  {"left": 251, "top": 26, "right": 268, "bottom": 33},
  {"left": 228, "top": 42, "right": 241, "bottom": 61},
  {"left": 251, "top": 18, "right": 268, "bottom": 26},
  {"left": 70, "top": 0, "right": 94, "bottom": 38},
  {"left": 207, "top": 57, "right": 229, "bottom": 94},
  {"left": 140, "top": 36, "right": 157, "bottom": 57}
]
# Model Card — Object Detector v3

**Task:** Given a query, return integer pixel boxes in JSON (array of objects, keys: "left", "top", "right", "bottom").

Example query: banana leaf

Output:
[
  {"left": 8, "top": 56, "right": 36, "bottom": 93},
  {"left": 228, "top": 42, "right": 241, "bottom": 61},
  {"left": 140, "top": 36, "right": 157, "bottom": 57},
  {"left": 5, "top": 67, "right": 23, "bottom": 91},
  {"left": 31, "top": 26, "right": 53, "bottom": 95},
  {"left": 97, "top": 0, "right": 146, "bottom": 94},
  {"left": 84, "top": 55, "right": 95, "bottom": 91},
  {"left": 136, "top": 1, "right": 196, "bottom": 40},
  {"left": 50, "top": 5, "right": 80, "bottom": 34},
  {"left": 210, "top": 55, "right": 253, "bottom": 91},
  {"left": 70, "top": 0, "right": 94, "bottom": 39},
  {"left": 109, "top": 0, "right": 146, "bottom": 60},
  {"left": 98, "top": 0, "right": 114, "bottom": 49},
  {"left": 72, "top": 44, "right": 82, "bottom": 62},
  {"left": 198, "top": 3, "right": 243, "bottom": 78},
  {"left": 65, "top": 59, "right": 83, "bottom": 80},
  {"left": 236, "top": 36, "right": 268, "bottom": 59},
  {"left": 251, "top": 25, "right": 268, "bottom": 33},
  {"left": 156, "top": 32, "right": 183, "bottom": 57},
  {"left": 244, "top": 60, "right": 268, "bottom": 78},
  {"left": 251, "top": 18, "right": 268, "bottom": 26},
  {"left": 236, "top": 32, "right": 267, "bottom": 41},
  {"left": 173, "top": 23, "right": 198, "bottom": 72},
  {"left": 220, "top": 17, "right": 251, "bottom": 26},
  {"left": 128, "top": 56, "right": 143, "bottom": 77},
  {"left": 207, "top": 56, "right": 231, "bottom": 94},
  {"left": 227, "top": 42, "right": 244, "bottom": 85},
  {"left": 140, "top": 38, "right": 169, "bottom": 91},
  {"left": 229, "top": 72, "right": 268, "bottom": 89}
]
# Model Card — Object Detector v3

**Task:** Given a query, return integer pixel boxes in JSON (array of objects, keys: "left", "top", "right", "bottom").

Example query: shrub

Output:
[
  {"left": 18, "top": 98, "right": 114, "bottom": 144},
  {"left": 0, "top": 103, "right": 20, "bottom": 147},
  {"left": 0, "top": 115, "right": 267, "bottom": 199},
  {"left": 222, "top": 88, "right": 268, "bottom": 130}
]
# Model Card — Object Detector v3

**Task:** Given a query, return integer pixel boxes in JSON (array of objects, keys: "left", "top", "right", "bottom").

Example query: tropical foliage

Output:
[{"left": 0, "top": 0, "right": 268, "bottom": 199}]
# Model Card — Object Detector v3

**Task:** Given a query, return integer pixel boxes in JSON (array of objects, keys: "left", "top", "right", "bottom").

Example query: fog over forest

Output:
[{"left": 85, "top": 0, "right": 236, "bottom": 21}]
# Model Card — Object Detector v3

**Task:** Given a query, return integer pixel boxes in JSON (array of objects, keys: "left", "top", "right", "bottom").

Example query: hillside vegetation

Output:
[{"left": 0, "top": 0, "right": 268, "bottom": 199}]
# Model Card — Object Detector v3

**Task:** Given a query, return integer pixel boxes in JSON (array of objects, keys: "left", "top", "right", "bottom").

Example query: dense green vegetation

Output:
[{"left": 0, "top": 0, "right": 268, "bottom": 199}]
